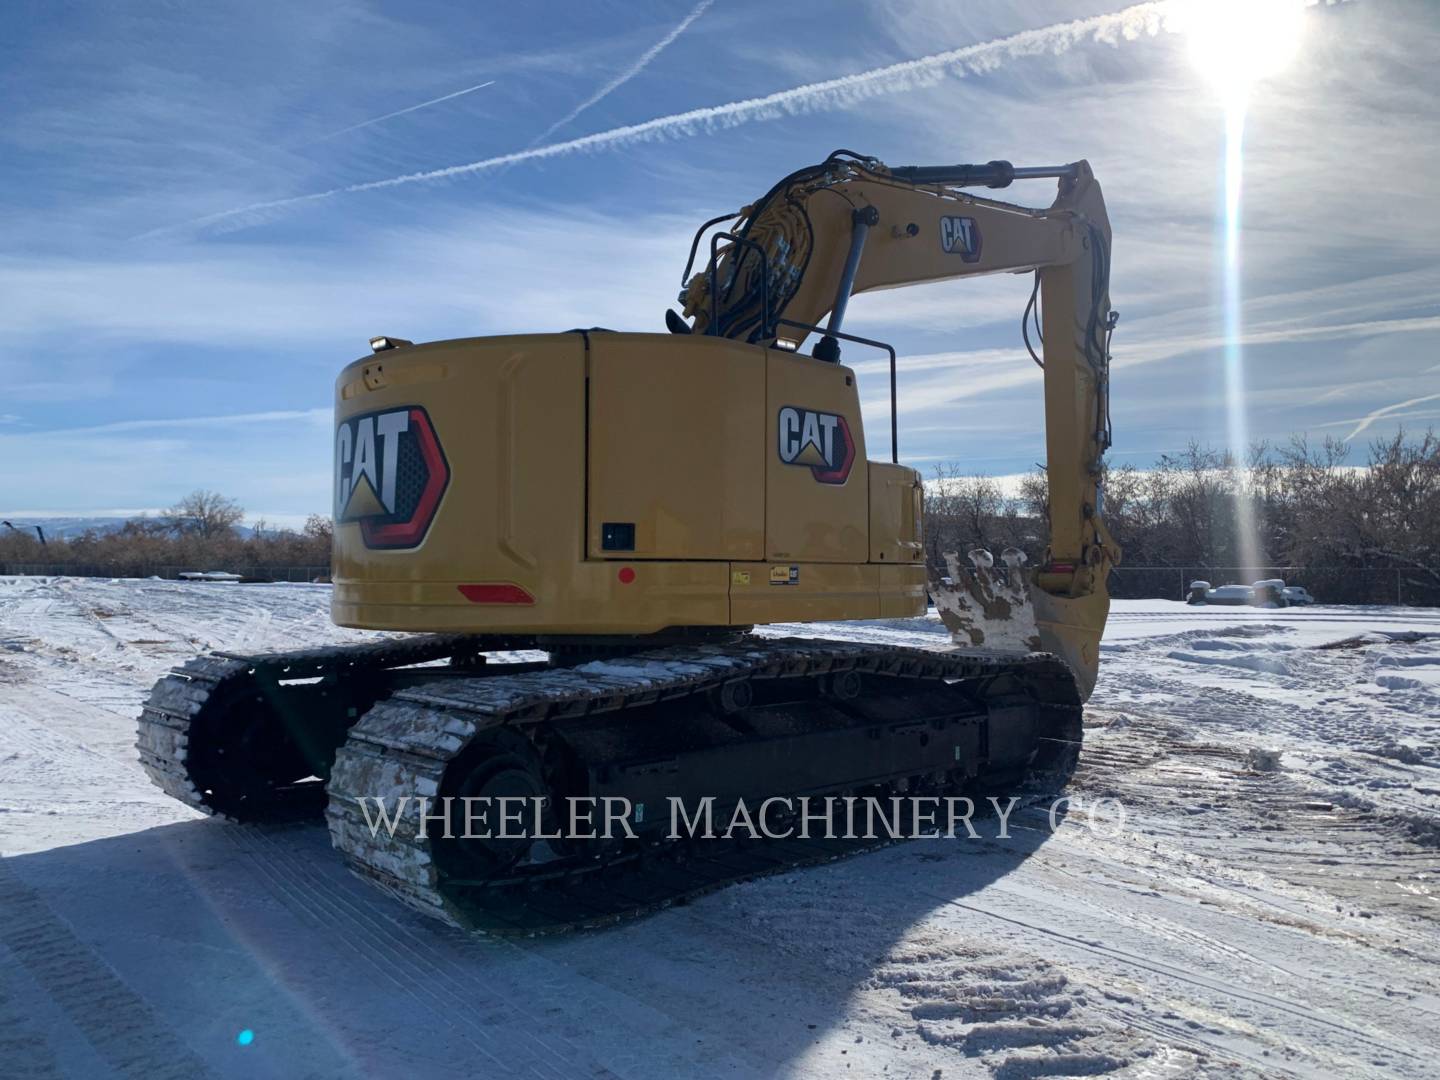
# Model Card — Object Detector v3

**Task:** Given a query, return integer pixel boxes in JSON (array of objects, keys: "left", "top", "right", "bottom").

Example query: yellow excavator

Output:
[{"left": 138, "top": 151, "right": 1119, "bottom": 933}]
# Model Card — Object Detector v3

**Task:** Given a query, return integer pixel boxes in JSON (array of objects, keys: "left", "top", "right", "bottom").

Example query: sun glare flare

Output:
[
  {"left": 1179, "top": 0, "right": 1312, "bottom": 576},
  {"left": 1180, "top": 0, "right": 1307, "bottom": 106}
]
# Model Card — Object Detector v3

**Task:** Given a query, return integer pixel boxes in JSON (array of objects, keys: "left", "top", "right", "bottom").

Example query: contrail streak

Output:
[
  {"left": 531, "top": 0, "right": 713, "bottom": 146},
  {"left": 311, "top": 80, "right": 497, "bottom": 141},
  {"left": 148, "top": 1, "right": 1198, "bottom": 236},
  {"left": 1342, "top": 392, "right": 1440, "bottom": 442}
]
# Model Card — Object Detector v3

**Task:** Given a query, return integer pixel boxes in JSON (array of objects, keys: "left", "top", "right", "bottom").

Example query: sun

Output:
[{"left": 1177, "top": 0, "right": 1307, "bottom": 106}]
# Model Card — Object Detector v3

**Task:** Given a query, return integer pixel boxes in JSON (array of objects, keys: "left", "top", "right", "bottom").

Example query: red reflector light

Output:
[
  {"left": 618, "top": 567, "right": 636, "bottom": 584},
  {"left": 1047, "top": 563, "right": 1076, "bottom": 573},
  {"left": 457, "top": 583, "right": 535, "bottom": 604}
]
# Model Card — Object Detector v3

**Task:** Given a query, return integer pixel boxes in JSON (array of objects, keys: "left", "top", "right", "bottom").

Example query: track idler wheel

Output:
[
  {"left": 712, "top": 678, "right": 754, "bottom": 713},
  {"left": 442, "top": 730, "right": 555, "bottom": 878},
  {"left": 188, "top": 680, "right": 323, "bottom": 820},
  {"left": 1024, "top": 705, "right": 1084, "bottom": 794},
  {"left": 819, "top": 669, "right": 862, "bottom": 700}
]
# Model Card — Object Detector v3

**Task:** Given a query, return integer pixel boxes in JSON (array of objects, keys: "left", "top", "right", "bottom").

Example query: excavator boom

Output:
[{"left": 681, "top": 152, "right": 1120, "bottom": 692}]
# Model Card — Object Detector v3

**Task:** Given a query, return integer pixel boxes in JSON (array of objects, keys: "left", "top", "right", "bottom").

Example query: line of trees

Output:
[
  {"left": 3, "top": 430, "right": 1438, "bottom": 603},
  {"left": 0, "top": 491, "right": 332, "bottom": 578},
  {"left": 924, "top": 430, "right": 1440, "bottom": 604}
]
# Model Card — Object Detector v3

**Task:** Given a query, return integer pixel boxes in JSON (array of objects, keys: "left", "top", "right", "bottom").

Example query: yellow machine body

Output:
[
  {"left": 332, "top": 331, "right": 926, "bottom": 634},
  {"left": 332, "top": 153, "right": 1119, "bottom": 699}
]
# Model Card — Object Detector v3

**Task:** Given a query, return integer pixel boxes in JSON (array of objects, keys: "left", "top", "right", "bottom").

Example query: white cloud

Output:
[
  {"left": 53, "top": 409, "right": 331, "bottom": 437},
  {"left": 0, "top": 209, "right": 693, "bottom": 375},
  {"left": 1329, "top": 392, "right": 1440, "bottom": 442},
  {"left": 309, "top": 80, "right": 497, "bottom": 142},
  {"left": 152, "top": 1, "right": 1191, "bottom": 236},
  {"left": 4, "top": 0, "right": 1431, "bottom": 512},
  {"left": 0, "top": 423, "right": 334, "bottom": 518}
]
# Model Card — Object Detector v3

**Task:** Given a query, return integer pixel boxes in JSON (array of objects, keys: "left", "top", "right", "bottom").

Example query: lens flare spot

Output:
[{"left": 237, "top": 1029, "right": 255, "bottom": 1047}]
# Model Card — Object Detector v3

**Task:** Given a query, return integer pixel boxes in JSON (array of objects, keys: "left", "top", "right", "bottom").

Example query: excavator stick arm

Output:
[{"left": 682, "top": 154, "right": 1120, "bottom": 696}]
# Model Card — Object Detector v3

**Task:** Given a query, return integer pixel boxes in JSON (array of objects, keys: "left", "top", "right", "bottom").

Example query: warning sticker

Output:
[{"left": 769, "top": 565, "right": 800, "bottom": 586}]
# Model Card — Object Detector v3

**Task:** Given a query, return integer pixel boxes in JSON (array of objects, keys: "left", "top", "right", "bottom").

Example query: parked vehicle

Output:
[
  {"left": 1208, "top": 584, "right": 1258, "bottom": 605},
  {"left": 1186, "top": 581, "right": 1256, "bottom": 605},
  {"left": 1251, "top": 579, "right": 1287, "bottom": 608},
  {"left": 1186, "top": 579, "right": 1315, "bottom": 607}
]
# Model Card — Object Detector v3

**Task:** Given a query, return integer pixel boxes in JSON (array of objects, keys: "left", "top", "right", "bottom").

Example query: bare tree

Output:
[
  {"left": 5, "top": 431, "right": 1437, "bottom": 603},
  {"left": 303, "top": 514, "right": 333, "bottom": 542},
  {"left": 166, "top": 490, "right": 244, "bottom": 539},
  {"left": 924, "top": 465, "right": 1038, "bottom": 570},
  {"left": 1019, "top": 467, "right": 1048, "bottom": 523}
]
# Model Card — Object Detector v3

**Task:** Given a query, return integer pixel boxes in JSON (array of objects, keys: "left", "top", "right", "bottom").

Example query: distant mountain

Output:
[{"left": 3, "top": 516, "right": 135, "bottom": 540}]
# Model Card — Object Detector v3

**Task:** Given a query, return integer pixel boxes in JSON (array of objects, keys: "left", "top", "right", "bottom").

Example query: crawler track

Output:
[
  {"left": 138, "top": 634, "right": 1081, "bottom": 934},
  {"left": 136, "top": 634, "right": 513, "bottom": 820},
  {"left": 324, "top": 638, "right": 1082, "bottom": 935}
]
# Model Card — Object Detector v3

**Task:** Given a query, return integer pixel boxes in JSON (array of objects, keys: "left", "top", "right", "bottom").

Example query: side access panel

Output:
[
  {"left": 588, "top": 334, "right": 766, "bottom": 561},
  {"left": 867, "top": 461, "right": 924, "bottom": 564},
  {"left": 878, "top": 564, "right": 927, "bottom": 618}
]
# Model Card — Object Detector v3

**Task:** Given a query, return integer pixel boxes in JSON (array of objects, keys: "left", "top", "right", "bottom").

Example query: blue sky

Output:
[{"left": 3, "top": 0, "right": 1436, "bottom": 526}]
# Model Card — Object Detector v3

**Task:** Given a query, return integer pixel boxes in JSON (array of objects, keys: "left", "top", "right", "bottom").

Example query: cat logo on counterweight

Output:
[{"left": 334, "top": 406, "right": 449, "bottom": 549}]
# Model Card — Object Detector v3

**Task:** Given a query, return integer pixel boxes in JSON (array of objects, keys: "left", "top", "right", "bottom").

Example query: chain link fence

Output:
[{"left": 1109, "top": 566, "right": 1440, "bottom": 607}]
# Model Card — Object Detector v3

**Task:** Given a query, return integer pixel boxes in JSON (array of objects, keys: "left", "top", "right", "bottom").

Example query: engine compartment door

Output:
[{"left": 587, "top": 334, "right": 766, "bottom": 561}]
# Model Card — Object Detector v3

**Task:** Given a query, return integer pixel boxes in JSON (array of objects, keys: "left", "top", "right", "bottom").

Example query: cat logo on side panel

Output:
[{"left": 777, "top": 406, "right": 855, "bottom": 485}]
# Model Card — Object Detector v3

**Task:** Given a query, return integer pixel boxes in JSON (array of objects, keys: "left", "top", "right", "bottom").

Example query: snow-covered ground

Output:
[{"left": 1, "top": 576, "right": 1436, "bottom": 1079}]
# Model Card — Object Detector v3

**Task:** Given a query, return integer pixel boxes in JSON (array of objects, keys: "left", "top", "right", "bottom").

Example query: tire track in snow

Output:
[
  {"left": 1114, "top": 651, "right": 1440, "bottom": 843},
  {"left": 0, "top": 943, "right": 66, "bottom": 1080},
  {"left": 225, "top": 819, "right": 767, "bottom": 1077},
  {"left": 872, "top": 936, "right": 1154, "bottom": 1077},
  {"left": 266, "top": 811, "right": 768, "bottom": 1076},
  {"left": 221, "top": 822, "right": 639, "bottom": 1079},
  {"left": 0, "top": 858, "right": 213, "bottom": 1078},
  {"left": 924, "top": 890, "right": 1421, "bottom": 1072},
  {"left": 1075, "top": 713, "right": 1440, "bottom": 993},
  {"left": 216, "top": 824, "right": 537, "bottom": 1076}
]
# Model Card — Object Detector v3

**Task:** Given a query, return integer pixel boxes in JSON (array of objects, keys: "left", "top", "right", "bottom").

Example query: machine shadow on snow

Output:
[{"left": 1, "top": 804, "right": 1065, "bottom": 1077}]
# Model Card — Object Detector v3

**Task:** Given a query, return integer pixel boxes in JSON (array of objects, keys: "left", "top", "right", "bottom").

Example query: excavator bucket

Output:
[
  {"left": 930, "top": 547, "right": 1107, "bottom": 702},
  {"left": 930, "top": 548, "right": 1043, "bottom": 655}
]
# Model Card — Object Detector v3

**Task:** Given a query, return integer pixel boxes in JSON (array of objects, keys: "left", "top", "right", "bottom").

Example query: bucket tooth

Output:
[{"left": 930, "top": 548, "right": 1043, "bottom": 654}]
